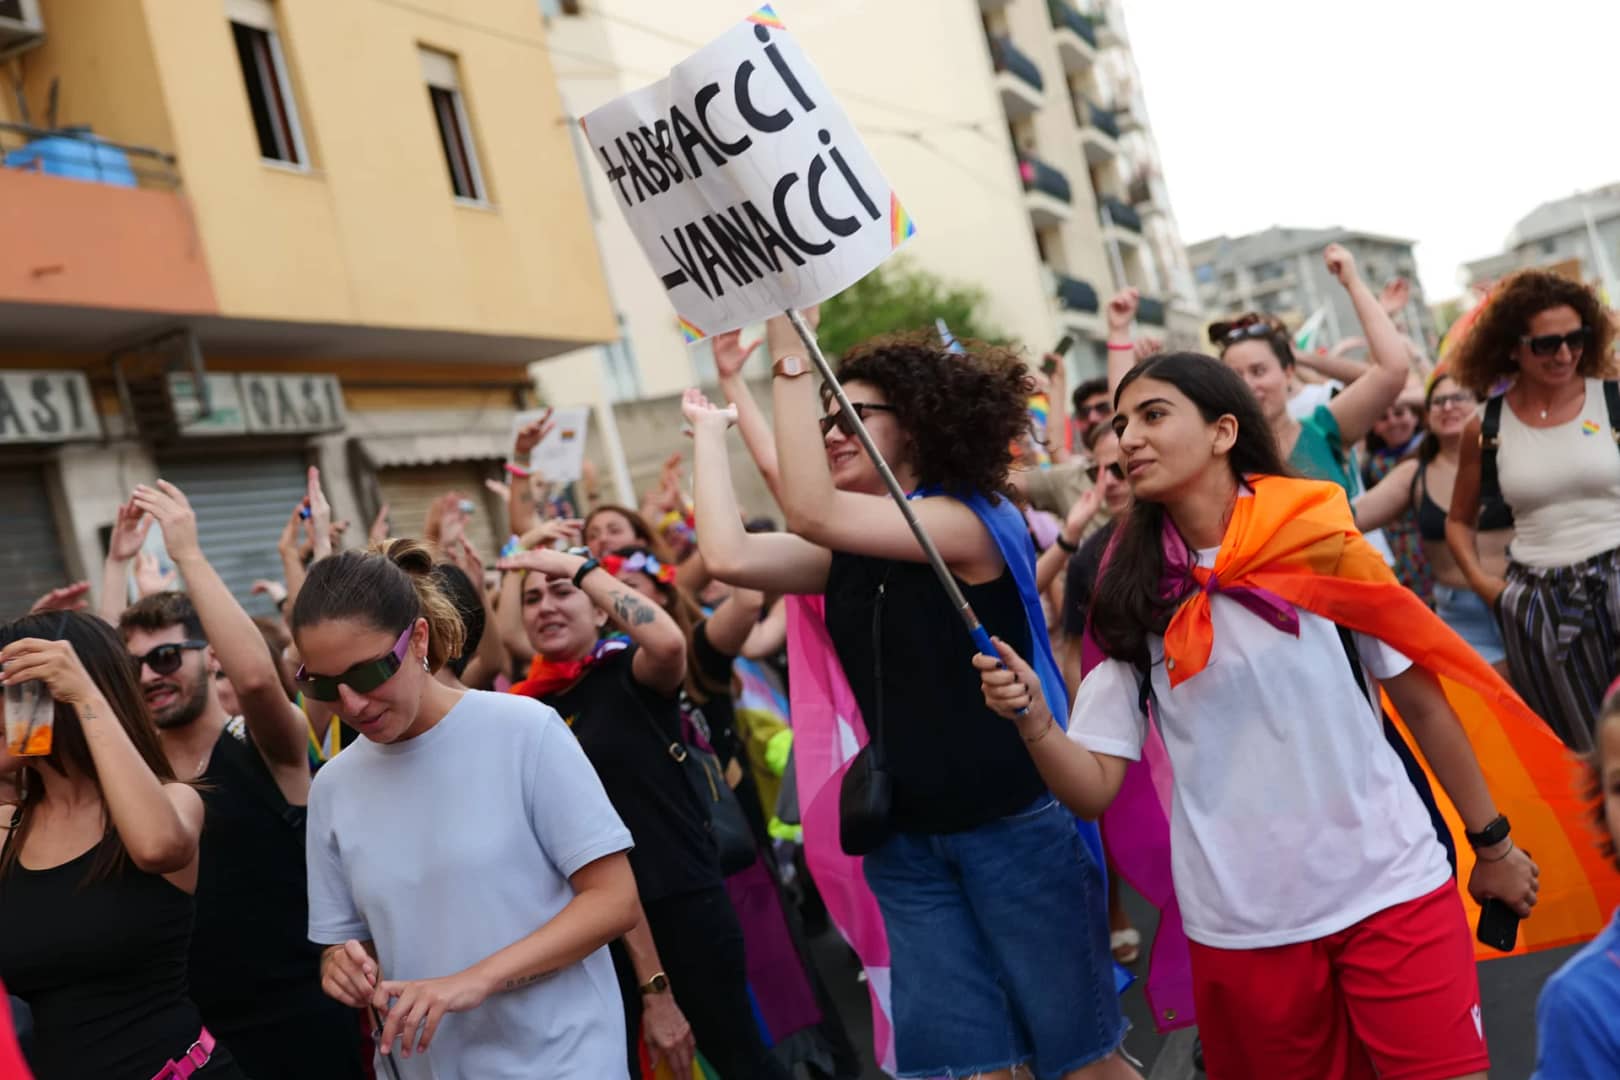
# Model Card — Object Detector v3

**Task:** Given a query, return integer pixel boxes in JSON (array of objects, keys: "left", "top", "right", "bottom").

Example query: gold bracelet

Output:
[{"left": 1023, "top": 717, "right": 1055, "bottom": 745}]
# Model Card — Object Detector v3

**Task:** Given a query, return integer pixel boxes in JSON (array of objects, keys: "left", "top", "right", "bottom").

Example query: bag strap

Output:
[
  {"left": 1604, "top": 379, "right": 1620, "bottom": 450},
  {"left": 868, "top": 568, "right": 890, "bottom": 767},
  {"left": 1478, "top": 393, "right": 1506, "bottom": 508}
]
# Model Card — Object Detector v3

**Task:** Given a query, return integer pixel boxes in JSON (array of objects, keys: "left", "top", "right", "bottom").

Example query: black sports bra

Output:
[{"left": 1415, "top": 460, "right": 1512, "bottom": 541}]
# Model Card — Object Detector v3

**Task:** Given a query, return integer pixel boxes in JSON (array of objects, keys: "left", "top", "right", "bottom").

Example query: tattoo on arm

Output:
[
  {"left": 503, "top": 972, "right": 545, "bottom": 991},
  {"left": 611, "top": 592, "right": 657, "bottom": 627}
]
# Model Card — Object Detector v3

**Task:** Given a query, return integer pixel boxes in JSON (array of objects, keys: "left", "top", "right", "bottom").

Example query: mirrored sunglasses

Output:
[{"left": 295, "top": 626, "right": 413, "bottom": 702}]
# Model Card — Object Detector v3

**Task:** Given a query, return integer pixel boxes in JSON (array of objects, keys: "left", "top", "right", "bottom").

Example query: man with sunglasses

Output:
[{"left": 113, "top": 481, "right": 364, "bottom": 1079}]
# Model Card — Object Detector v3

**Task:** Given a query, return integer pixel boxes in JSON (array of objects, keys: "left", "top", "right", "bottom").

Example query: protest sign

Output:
[
  {"left": 511, "top": 407, "right": 591, "bottom": 484},
  {"left": 581, "top": 4, "right": 915, "bottom": 342}
]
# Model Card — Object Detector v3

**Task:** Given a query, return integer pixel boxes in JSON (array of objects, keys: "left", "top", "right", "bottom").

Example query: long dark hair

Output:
[
  {"left": 0, "top": 612, "right": 178, "bottom": 883},
  {"left": 1090, "top": 353, "right": 1289, "bottom": 667}
]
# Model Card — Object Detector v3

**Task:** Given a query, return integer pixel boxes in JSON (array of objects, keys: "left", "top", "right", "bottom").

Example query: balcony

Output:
[
  {"left": 1055, "top": 273, "right": 1100, "bottom": 313},
  {"left": 1095, "top": 12, "right": 1122, "bottom": 47},
  {"left": 1049, "top": 1, "right": 1098, "bottom": 70},
  {"left": 1137, "top": 296, "right": 1167, "bottom": 326},
  {"left": 1098, "top": 195, "right": 1142, "bottom": 233},
  {"left": 0, "top": 123, "right": 218, "bottom": 340},
  {"left": 1019, "top": 153, "right": 1072, "bottom": 227},
  {"left": 1128, "top": 174, "right": 1163, "bottom": 216},
  {"left": 1076, "top": 100, "right": 1119, "bottom": 164},
  {"left": 991, "top": 37, "right": 1044, "bottom": 118}
]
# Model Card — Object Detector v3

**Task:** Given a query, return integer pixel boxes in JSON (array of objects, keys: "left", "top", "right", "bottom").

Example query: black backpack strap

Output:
[
  {"left": 1478, "top": 393, "right": 1506, "bottom": 507},
  {"left": 1335, "top": 625, "right": 1372, "bottom": 710},
  {"left": 1135, "top": 658, "right": 1155, "bottom": 715},
  {"left": 1604, "top": 379, "right": 1620, "bottom": 449}
]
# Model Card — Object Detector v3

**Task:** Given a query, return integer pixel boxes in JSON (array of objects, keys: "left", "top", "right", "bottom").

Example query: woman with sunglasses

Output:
[
  {"left": 975, "top": 351, "right": 1542, "bottom": 1080},
  {"left": 497, "top": 543, "right": 792, "bottom": 1080},
  {"left": 0, "top": 611, "right": 248, "bottom": 1079},
  {"left": 294, "top": 540, "right": 641, "bottom": 1077},
  {"left": 1446, "top": 269, "right": 1620, "bottom": 751},
  {"left": 1210, "top": 246, "right": 1412, "bottom": 506},
  {"left": 684, "top": 314, "right": 1134, "bottom": 1080},
  {"left": 1354, "top": 374, "right": 1512, "bottom": 668}
]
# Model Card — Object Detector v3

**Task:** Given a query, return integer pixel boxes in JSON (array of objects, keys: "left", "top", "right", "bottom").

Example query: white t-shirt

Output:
[
  {"left": 1070, "top": 546, "right": 1452, "bottom": 950},
  {"left": 307, "top": 691, "right": 634, "bottom": 1079}
]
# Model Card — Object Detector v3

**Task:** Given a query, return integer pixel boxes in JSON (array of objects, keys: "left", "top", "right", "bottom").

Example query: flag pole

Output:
[{"left": 784, "top": 309, "right": 1000, "bottom": 661}]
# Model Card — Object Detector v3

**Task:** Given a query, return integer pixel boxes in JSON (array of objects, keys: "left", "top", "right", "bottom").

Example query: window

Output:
[
  {"left": 420, "top": 48, "right": 487, "bottom": 203},
  {"left": 227, "top": 0, "right": 307, "bottom": 166}
]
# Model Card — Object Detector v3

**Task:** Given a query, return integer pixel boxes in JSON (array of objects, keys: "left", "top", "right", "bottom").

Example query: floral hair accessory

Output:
[{"left": 602, "top": 549, "right": 676, "bottom": 585}]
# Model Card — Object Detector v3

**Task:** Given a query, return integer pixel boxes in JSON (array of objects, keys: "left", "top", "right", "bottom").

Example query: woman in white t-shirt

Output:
[
  {"left": 972, "top": 352, "right": 1539, "bottom": 1080},
  {"left": 295, "top": 539, "right": 640, "bottom": 1080}
]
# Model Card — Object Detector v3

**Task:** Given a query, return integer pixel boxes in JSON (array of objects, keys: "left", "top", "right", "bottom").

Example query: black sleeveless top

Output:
[
  {"left": 824, "top": 552, "right": 1047, "bottom": 834},
  {"left": 1415, "top": 460, "right": 1513, "bottom": 542},
  {"left": 0, "top": 844, "right": 244, "bottom": 1080}
]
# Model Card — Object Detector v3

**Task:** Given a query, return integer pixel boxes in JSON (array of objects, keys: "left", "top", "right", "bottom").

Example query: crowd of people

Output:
[{"left": 1, "top": 245, "right": 1619, "bottom": 1080}]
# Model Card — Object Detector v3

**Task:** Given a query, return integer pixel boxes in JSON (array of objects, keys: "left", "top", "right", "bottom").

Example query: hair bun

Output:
[{"left": 378, "top": 537, "right": 436, "bottom": 578}]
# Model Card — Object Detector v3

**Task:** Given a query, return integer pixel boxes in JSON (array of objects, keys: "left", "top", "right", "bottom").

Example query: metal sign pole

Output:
[{"left": 785, "top": 309, "right": 998, "bottom": 659}]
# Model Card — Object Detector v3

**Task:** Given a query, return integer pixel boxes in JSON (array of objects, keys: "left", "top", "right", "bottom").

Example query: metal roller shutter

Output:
[
  {"left": 375, "top": 463, "right": 502, "bottom": 560},
  {"left": 0, "top": 467, "right": 69, "bottom": 621},
  {"left": 159, "top": 454, "right": 309, "bottom": 617}
]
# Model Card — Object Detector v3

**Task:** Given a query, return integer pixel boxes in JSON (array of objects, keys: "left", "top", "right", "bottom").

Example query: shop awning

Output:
[{"left": 355, "top": 430, "right": 510, "bottom": 468}]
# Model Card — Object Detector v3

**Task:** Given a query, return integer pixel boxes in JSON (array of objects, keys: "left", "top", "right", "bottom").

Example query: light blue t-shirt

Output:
[
  {"left": 1533, "top": 910, "right": 1620, "bottom": 1079},
  {"left": 306, "top": 690, "right": 634, "bottom": 1080}
]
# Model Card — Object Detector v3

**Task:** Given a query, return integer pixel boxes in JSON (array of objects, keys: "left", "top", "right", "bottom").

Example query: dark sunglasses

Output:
[
  {"left": 1521, "top": 327, "right": 1591, "bottom": 357},
  {"left": 295, "top": 626, "right": 413, "bottom": 702},
  {"left": 819, "top": 402, "right": 897, "bottom": 438},
  {"left": 1079, "top": 401, "right": 1112, "bottom": 420},
  {"left": 130, "top": 640, "right": 208, "bottom": 677},
  {"left": 1086, "top": 462, "right": 1126, "bottom": 484}
]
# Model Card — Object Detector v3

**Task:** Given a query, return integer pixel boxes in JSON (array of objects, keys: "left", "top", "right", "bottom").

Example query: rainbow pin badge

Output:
[{"left": 1583, "top": 419, "right": 1601, "bottom": 436}]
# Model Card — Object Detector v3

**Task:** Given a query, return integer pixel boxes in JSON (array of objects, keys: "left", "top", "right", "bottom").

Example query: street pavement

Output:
[{"left": 812, "top": 883, "right": 1574, "bottom": 1080}]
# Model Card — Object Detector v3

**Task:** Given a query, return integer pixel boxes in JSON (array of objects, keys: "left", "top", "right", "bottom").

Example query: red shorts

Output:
[{"left": 1188, "top": 881, "right": 1488, "bottom": 1080}]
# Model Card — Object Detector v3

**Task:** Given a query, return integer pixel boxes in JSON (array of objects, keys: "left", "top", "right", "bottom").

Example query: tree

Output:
[{"left": 816, "top": 259, "right": 1007, "bottom": 358}]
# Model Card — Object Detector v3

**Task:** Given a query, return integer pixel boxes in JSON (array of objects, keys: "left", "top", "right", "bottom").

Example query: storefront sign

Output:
[
  {"left": 166, "top": 372, "right": 346, "bottom": 437},
  {"left": 0, "top": 371, "right": 99, "bottom": 444}
]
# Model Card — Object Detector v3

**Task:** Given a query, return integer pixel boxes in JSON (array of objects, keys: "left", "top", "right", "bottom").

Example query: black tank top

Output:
[
  {"left": 824, "top": 552, "right": 1047, "bottom": 834},
  {"left": 1415, "top": 460, "right": 1513, "bottom": 542},
  {"left": 0, "top": 844, "right": 244, "bottom": 1080}
]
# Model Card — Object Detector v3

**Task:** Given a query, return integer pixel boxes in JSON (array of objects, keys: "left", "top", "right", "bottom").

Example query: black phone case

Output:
[{"left": 1476, "top": 898, "right": 1520, "bottom": 952}]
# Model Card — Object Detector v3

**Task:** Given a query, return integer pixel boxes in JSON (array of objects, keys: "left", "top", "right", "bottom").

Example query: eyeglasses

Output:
[
  {"left": 1521, "top": 328, "right": 1591, "bottom": 357},
  {"left": 1086, "top": 462, "right": 1126, "bottom": 484},
  {"left": 1210, "top": 314, "right": 1285, "bottom": 347},
  {"left": 819, "top": 402, "right": 896, "bottom": 438},
  {"left": 1429, "top": 392, "right": 1477, "bottom": 411},
  {"left": 130, "top": 640, "right": 208, "bottom": 677},
  {"left": 294, "top": 626, "right": 413, "bottom": 702},
  {"left": 1079, "top": 402, "right": 1112, "bottom": 420}
]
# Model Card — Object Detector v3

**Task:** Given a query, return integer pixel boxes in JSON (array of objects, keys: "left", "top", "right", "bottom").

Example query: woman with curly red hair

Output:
[
  {"left": 1446, "top": 270, "right": 1620, "bottom": 750},
  {"left": 685, "top": 311, "right": 1133, "bottom": 1080}
]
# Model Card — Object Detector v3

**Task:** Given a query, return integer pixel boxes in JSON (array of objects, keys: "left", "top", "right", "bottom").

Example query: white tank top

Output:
[{"left": 1496, "top": 378, "right": 1620, "bottom": 567}]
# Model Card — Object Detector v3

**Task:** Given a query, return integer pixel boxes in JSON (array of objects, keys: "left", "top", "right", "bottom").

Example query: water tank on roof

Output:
[{"left": 3, "top": 126, "right": 137, "bottom": 188}]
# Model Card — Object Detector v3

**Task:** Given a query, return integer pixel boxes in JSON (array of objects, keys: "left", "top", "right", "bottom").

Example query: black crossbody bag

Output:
[
  {"left": 840, "top": 571, "right": 893, "bottom": 856},
  {"left": 637, "top": 699, "right": 757, "bottom": 876}
]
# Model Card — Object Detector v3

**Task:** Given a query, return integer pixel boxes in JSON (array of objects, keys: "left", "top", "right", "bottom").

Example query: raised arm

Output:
[
  {"left": 0, "top": 636, "right": 203, "bottom": 878},
  {"left": 712, "top": 329, "right": 782, "bottom": 499},
  {"left": 1043, "top": 352, "right": 1073, "bottom": 464},
  {"left": 1322, "top": 245, "right": 1412, "bottom": 446},
  {"left": 1294, "top": 335, "right": 1369, "bottom": 384},
  {"left": 684, "top": 388, "right": 830, "bottom": 594},
  {"left": 1104, "top": 288, "right": 1140, "bottom": 401},
  {"left": 1036, "top": 486, "right": 1103, "bottom": 595},
  {"left": 1352, "top": 457, "right": 1419, "bottom": 532},
  {"left": 98, "top": 500, "right": 152, "bottom": 624},
  {"left": 508, "top": 411, "right": 554, "bottom": 543},
  {"left": 701, "top": 586, "right": 766, "bottom": 658},
  {"left": 1445, "top": 415, "right": 1507, "bottom": 605},
  {"left": 131, "top": 482, "right": 310, "bottom": 795},
  {"left": 741, "top": 597, "right": 788, "bottom": 660},
  {"left": 766, "top": 314, "right": 1001, "bottom": 581},
  {"left": 971, "top": 639, "right": 1129, "bottom": 819}
]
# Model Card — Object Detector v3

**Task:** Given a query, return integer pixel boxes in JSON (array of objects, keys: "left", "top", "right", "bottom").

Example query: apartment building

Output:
[
  {"left": 1461, "top": 184, "right": 1620, "bottom": 295},
  {"left": 539, "top": 0, "right": 1203, "bottom": 509},
  {"left": 0, "top": 0, "right": 613, "bottom": 616},
  {"left": 1188, "top": 226, "right": 1433, "bottom": 349}
]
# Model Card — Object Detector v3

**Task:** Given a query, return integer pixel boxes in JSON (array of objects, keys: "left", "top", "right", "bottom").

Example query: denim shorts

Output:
[
  {"left": 1434, "top": 584, "right": 1506, "bottom": 665},
  {"left": 863, "top": 797, "right": 1125, "bottom": 1079}
]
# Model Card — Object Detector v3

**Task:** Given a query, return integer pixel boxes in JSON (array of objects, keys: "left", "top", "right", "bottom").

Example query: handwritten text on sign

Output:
[{"left": 582, "top": 5, "right": 915, "bottom": 342}]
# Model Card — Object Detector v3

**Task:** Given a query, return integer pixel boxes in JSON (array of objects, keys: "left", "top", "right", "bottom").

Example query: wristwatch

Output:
[
  {"left": 1465, "top": 814, "right": 1511, "bottom": 850},
  {"left": 639, "top": 971, "right": 670, "bottom": 996},
  {"left": 571, "top": 557, "right": 601, "bottom": 590},
  {"left": 772, "top": 354, "right": 809, "bottom": 379}
]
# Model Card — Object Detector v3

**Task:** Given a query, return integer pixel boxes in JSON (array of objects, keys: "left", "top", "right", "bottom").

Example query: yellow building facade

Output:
[{"left": 0, "top": 0, "right": 613, "bottom": 613}]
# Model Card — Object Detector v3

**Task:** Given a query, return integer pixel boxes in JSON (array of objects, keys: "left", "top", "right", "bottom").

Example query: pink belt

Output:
[{"left": 150, "top": 1028, "right": 215, "bottom": 1080}]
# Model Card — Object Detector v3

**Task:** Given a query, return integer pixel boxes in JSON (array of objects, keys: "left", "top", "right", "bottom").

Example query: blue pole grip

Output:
[{"left": 969, "top": 624, "right": 998, "bottom": 660}]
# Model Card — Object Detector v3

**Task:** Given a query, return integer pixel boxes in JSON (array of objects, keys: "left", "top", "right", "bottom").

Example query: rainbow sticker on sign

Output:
[
  {"left": 1582, "top": 419, "right": 1601, "bottom": 436},
  {"left": 746, "top": 3, "right": 786, "bottom": 29},
  {"left": 890, "top": 193, "right": 916, "bottom": 249},
  {"left": 678, "top": 316, "right": 705, "bottom": 343}
]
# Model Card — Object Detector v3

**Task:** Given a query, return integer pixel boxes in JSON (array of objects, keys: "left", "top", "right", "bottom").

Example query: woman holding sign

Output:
[{"left": 686, "top": 311, "right": 1133, "bottom": 1080}]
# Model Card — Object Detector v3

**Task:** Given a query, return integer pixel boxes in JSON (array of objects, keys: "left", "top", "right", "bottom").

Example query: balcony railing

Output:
[
  {"left": 1055, "top": 273, "right": 1100, "bottom": 313},
  {"left": 1047, "top": 0, "right": 1098, "bottom": 47},
  {"left": 991, "top": 36, "right": 1043, "bottom": 94},
  {"left": 1127, "top": 175, "right": 1153, "bottom": 207},
  {"left": 0, "top": 122, "right": 180, "bottom": 189},
  {"left": 1099, "top": 195, "right": 1141, "bottom": 232},
  {"left": 1085, "top": 101, "right": 1120, "bottom": 140},
  {"left": 1019, "top": 154, "right": 1071, "bottom": 204},
  {"left": 1137, "top": 296, "right": 1167, "bottom": 325}
]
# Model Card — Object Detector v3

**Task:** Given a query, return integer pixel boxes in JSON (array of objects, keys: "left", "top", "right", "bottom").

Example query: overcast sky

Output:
[{"left": 1121, "top": 0, "right": 1619, "bottom": 301}]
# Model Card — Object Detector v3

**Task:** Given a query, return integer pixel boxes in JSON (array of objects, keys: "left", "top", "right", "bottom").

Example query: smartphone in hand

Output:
[{"left": 1476, "top": 898, "right": 1520, "bottom": 952}]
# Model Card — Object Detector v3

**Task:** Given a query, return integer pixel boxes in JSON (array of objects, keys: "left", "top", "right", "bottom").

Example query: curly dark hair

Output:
[
  {"left": 830, "top": 331, "right": 1033, "bottom": 498},
  {"left": 1447, "top": 270, "right": 1615, "bottom": 397}
]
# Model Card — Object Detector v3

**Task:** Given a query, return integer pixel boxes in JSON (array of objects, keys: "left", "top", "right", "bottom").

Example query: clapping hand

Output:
[
  {"left": 712, "top": 330, "right": 762, "bottom": 381},
  {"left": 28, "top": 582, "right": 91, "bottom": 615},
  {"left": 681, "top": 388, "right": 739, "bottom": 434},
  {"left": 107, "top": 500, "right": 153, "bottom": 563},
  {"left": 130, "top": 481, "right": 202, "bottom": 563}
]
